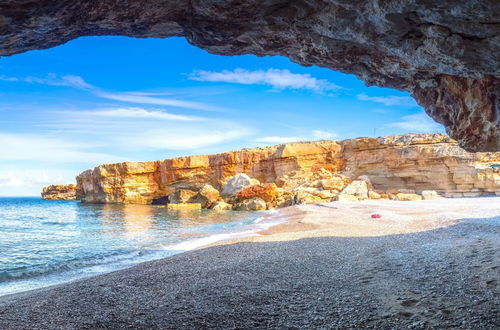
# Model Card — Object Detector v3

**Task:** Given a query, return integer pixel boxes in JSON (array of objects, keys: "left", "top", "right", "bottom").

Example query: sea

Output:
[{"left": 0, "top": 197, "right": 279, "bottom": 296}]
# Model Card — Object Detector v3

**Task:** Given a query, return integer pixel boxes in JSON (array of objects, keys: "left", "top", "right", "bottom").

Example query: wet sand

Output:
[{"left": 0, "top": 197, "right": 498, "bottom": 329}]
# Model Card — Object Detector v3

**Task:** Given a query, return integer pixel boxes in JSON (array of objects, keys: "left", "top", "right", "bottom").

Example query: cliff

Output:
[
  {"left": 70, "top": 134, "right": 500, "bottom": 205},
  {"left": 41, "top": 184, "right": 77, "bottom": 201}
]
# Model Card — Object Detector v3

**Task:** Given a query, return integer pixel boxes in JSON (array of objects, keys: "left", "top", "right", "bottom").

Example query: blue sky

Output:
[{"left": 0, "top": 36, "right": 443, "bottom": 196}]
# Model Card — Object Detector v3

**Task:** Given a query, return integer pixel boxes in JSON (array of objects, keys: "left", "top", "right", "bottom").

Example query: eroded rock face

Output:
[
  {"left": 41, "top": 184, "right": 76, "bottom": 200},
  {"left": 0, "top": 1, "right": 498, "bottom": 151},
  {"left": 72, "top": 133, "right": 500, "bottom": 204}
]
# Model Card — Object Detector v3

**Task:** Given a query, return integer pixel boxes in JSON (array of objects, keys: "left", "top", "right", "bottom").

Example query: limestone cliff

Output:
[
  {"left": 41, "top": 184, "right": 77, "bottom": 201},
  {"left": 73, "top": 134, "right": 499, "bottom": 204}
]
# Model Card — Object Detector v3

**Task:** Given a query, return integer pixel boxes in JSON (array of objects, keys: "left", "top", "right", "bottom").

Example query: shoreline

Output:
[{"left": 0, "top": 197, "right": 499, "bottom": 328}]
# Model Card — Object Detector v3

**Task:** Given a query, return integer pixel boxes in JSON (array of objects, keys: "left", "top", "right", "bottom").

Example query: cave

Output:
[{"left": 0, "top": 0, "right": 498, "bottom": 151}]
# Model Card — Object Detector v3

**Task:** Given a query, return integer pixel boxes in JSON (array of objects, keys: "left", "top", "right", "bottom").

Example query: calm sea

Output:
[{"left": 0, "top": 197, "right": 273, "bottom": 296}]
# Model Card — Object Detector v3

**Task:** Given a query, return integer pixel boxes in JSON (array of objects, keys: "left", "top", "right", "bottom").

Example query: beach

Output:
[{"left": 0, "top": 197, "right": 499, "bottom": 329}]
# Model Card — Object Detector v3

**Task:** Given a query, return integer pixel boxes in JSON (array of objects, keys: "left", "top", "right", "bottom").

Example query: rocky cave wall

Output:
[{"left": 0, "top": 0, "right": 499, "bottom": 151}]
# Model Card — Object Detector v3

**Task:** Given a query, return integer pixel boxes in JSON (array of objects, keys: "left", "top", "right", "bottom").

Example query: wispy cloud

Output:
[
  {"left": 312, "top": 130, "right": 337, "bottom": 139},
  {"left": 0, "top": 133, "right": 123, "bottom": 163},
  {"left": 387, "top": 112, "right": 443, "bottom": 132},
  {"left": 254, "top": 130, "right": 338, "bottom": 145},
  {"left": 255, "top": 136, "right": 304, "bottom": 144},
  {"left": 88, "top": 107, "right": 202, "bottom": 121},
  {"left": 190, "top": 68, "right": 342, "bottom": 94},
  {"left": 357, "top": 93, "right": 417, "bottom": 106},
  {"left": 122, "top": 127, "right": 254, "bottom": 150},
  {"left": 94, "top": 91, "right": 218, "bottom": 111},
  {"left": 1, "top": 74, "right": 219, "bottom": 111}
]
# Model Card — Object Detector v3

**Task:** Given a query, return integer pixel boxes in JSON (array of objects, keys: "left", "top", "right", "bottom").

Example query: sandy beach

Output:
[{"left": 0, "top": 197, "right": 499, "bottom": 329}]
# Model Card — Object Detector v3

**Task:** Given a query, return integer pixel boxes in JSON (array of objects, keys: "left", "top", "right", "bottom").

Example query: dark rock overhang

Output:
[{"left": 1, "top": 0, "right": 498, "bottom": 151}]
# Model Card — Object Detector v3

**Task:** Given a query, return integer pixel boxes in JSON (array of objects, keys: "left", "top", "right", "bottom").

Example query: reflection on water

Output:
[{"left": 0, "top": 197, "right": 259, "bottom": 296}]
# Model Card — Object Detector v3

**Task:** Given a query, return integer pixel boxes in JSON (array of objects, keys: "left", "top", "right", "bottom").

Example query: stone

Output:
[
  {"left": 396, "top": 193, "right": 423, "bottom": 201},
  {"left": 41, "top": 184, "right": 76, "bottom": 200},
  {"left": 189, "top": 184, "right": 220, "bottom": 208},
  {"left": 1, "top": 2, "right": 499, "bottom": 151},
  {"left": 233, "top": 198, "right": 267, "bottom": 211},
  {"left": 210, "top": 201, "right": 232, "bottom": 211},
  {"left": 221, "top": 174, "right": 259, "bottom": 197},
  {"left": 337, "top": 194, "right": 359, "bottom": 202},
  {"left": 320, "top": 177, "right": 345, "bottom": 191},
  {"left": 167, "top": 203, "right": 201, "bottom": 210},
  {"left": 368, "top": 191, "right": 381, "bottom": 199},
  {"left": 169, "top": 189, "right": 197, "bottom": 204},
  {"left": 236, "top": 183, "right": 280, "bottom": 204},
  {"left": 341, "top": 180, "right": 369, "bottom": 200},
  {"left": 421, "top": 190, "right": 443, "bottom": 200}
]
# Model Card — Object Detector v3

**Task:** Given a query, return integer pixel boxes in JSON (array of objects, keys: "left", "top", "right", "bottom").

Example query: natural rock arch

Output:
[{"left": 1, "top": 0, "right": 498, "bottom": 151}]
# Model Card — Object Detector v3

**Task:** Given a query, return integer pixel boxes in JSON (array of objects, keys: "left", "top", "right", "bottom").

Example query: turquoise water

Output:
[{"left": 0, "top": 197, "right": 269, "bottom": 296}]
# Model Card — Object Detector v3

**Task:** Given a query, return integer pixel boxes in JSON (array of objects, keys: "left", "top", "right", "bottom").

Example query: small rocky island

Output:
[{"left": 42, "top": 133, "right": 500, "bottom": 209}]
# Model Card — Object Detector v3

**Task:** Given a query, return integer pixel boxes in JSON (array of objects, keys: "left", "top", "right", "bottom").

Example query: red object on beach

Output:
[{"left": 371, "top": 213, "right": 382, "bottom": 219}]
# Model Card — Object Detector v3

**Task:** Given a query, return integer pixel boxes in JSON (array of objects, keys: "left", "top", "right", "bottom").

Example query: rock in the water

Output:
[
  {"left": 1, "top": 2, "right": 499, "bottom": 151},
  {"left": 210, "top": 201, "right": 232, "bottom": 211},
  {"left": 221, "top": 174, "right": 259, "bottom": 196},
  {"left": 41, "top": 184, "right": 76, "bottom": 200},
  {"left": 169, "top": 189, "right": 198, "bottom": 204},
  {"left": 233, "top": 198, "right": 267, "bottom": 211},
  {"left": 396, "top": 193, "right": 423, "bottom": 201},
  {"left": 190, "top": 184, "right": 220, "bottom": 208}
]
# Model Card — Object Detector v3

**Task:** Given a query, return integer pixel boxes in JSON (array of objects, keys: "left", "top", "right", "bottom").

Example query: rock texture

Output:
[
  {"left": 69, "top": 134, "right": 500, "bottom": 205},
  {"left": 0, "top": 1, "right": 499, "bottom": 151},
  {"left": 41, "top": 184, "right": 76, "bottom": 200}
]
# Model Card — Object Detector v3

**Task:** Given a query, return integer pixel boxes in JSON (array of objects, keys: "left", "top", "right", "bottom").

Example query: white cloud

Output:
[
  {"left": 254, "top": 136, "right": 304, "bottom": 144},
  {"left": 357, "top": 93, "right": 417, "bottom": 106},
  {"left": 0, "top": 172, "right": 24, "bottom": 187},
  {"left": 190, "top": 68, "right": 341, "bottom": 94},
  {"left": 312, "top": 130, "right": 337, "bottom": 139},
  {"left": 0, "top": 133, "right": 123, "bottom": 163},
  {"left": 89, "top": 107, "right": 202, "bottom": 121},
  {"left": 1, "top": 74, "right": 219, "bottom": 111},
  {"left": 95, "top": 91, "right": 219, "bottom": 111},
  {"left": 123, "top": 127, "right": 254, "bottom": 150},
  {"left": 387, "top": 112, "right": 444, "bottom": 132}
]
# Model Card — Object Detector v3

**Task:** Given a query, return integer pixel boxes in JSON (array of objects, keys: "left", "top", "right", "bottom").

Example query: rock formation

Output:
[
  {"left": 57, "top": 133, "right": 499, "bottom": 208},
  {"left": 1, "top": 1, "right": 498, "bottom": 151},
  {"left": 41, "top": 184, "right": 76, "bottom": 200}
]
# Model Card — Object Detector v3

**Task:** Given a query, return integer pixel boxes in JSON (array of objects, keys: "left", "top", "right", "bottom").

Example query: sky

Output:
[{"left": 0, "top": 36, "right": 444, "bottom": 196}]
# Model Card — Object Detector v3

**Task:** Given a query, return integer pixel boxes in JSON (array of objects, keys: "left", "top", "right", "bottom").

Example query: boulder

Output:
[
  {"left": 340, "top": 180, "right": 369, "bottom": 200},
  {"left": 320, "top": 176, "right": 345, "bottom": 191},
  {"left": 421, "top": 190, "right": 444, "bottom": 200},
  {"left": 190, "top": 184, "right": 220, "bottom": 208},
  {"left": 169, "top": 189, "right": 197, "bottom": 203},
  {"left": 211, "top": 201, "right": 233, "bottom": 211},
  {"left": 221, "top": 174, "right": 259, "bottom": 196},
  {"left": 236, "top": 183, "right": 280, "bottom": 203},
  {"left": 41, "top": 184, "right": 76, "bottom": 200},
  {"left": 396, "top": 193, "right": 423, "bottom": 201},
  {"left": 233, "top": 198, "right": 267, "bottom": 211}
]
